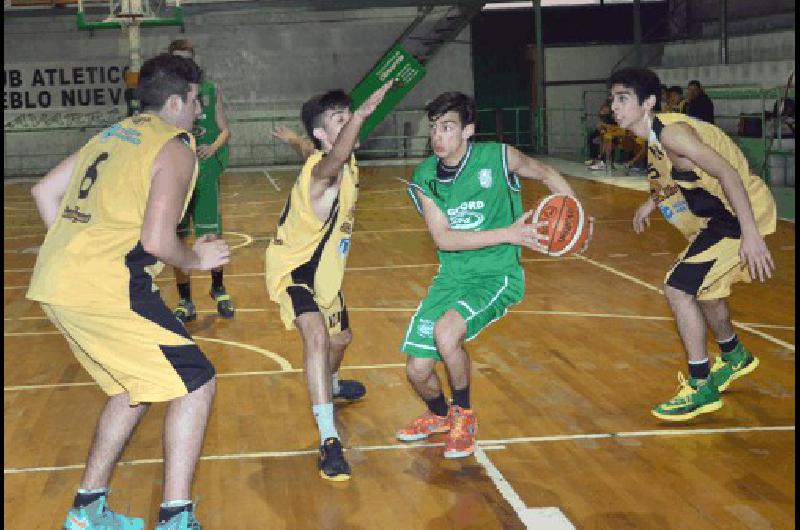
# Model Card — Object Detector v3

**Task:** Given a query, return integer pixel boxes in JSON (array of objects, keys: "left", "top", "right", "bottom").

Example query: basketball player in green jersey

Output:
[
  {"left": 396, "top": 92, "right": 590, "bottom": 458},
  {"left": 169, "top": 39, "right": 235, "bottom": 322},
  {"left": 608, "top": 67, "right": 775, "bottom": 421}
]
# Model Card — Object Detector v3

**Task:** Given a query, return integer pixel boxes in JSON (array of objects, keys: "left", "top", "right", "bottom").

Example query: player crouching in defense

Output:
[
  {"left": 396, "top": 92, "right": 592, "bottom": 458},
  {"left": 264, "top": 81, "right": 394, "bottom": 480},
  {"left": 608, "top": 67, "right": 776, "bottom": 421}
]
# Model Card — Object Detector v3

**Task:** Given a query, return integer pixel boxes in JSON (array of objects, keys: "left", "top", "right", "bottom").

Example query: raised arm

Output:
[
  {"left": 31, "top": 152, "right": 80, "bottom": 229},
  {"left": 141, "top": 138, "right": 230, "bottom": 271},
  {"left": 273, "top": 125, "right": 316, "bottom": 159},
  {"left": 311, "top": 79, "right": 394, "bottom": 182}
]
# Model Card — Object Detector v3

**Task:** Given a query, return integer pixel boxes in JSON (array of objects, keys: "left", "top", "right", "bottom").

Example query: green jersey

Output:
[
  {"left": 193, "top": 80, "right": 229, "bottom": 170},
  {"left": 408, "top": 142, "right": 523, "bottom": 277}
]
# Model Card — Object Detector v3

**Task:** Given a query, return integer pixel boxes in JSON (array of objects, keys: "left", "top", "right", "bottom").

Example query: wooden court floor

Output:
[{"left": 4, "top": 162, "right": 795, "bottom": 529}]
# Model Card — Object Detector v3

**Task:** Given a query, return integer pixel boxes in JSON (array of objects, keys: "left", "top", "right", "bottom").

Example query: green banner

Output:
[{"left": 350, "top": 44, "right": 426, "bottom": 142}]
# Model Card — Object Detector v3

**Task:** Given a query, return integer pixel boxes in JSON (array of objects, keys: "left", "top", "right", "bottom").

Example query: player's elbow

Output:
[{"left": 140, "top": 230, "right": 168, "bottom": 258}]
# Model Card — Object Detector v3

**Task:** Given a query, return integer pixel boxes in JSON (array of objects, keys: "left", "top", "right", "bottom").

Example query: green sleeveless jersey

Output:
[
  {"left": 193, "top": 80, "right": 229, "bottom": 169},
  {"left": 408, "top": 142, "right": 523, "bottom": 277}
]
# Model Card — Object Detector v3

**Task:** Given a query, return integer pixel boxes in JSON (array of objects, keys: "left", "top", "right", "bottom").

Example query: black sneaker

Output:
[
  {"left": 209, "top": 287, "right": 235, "bottom": 319},
  {"left": 332, "top": 380, "right": 366, "bottom": 403},
  {"left": 318, "top": 437, "right": 351, "bottom": 481},
  {"left": 174, "top": 299, "right": 197, "bottom": 323}
]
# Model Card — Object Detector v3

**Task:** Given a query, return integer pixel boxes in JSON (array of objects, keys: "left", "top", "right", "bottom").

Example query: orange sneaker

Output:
[
  {"left": 443, "top": 406, "right": 477, "bottom": 458},
  {"left": 396, "top": 410, "right": 451, "bottom": 441}
]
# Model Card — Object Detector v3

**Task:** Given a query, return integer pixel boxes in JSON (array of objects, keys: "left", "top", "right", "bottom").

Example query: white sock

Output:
[
  {"left": 332, "top": 372, "right": 341, "bottom": 395},
  {"left": 312, "top": 402, "right": 339, "bottom": 443}
]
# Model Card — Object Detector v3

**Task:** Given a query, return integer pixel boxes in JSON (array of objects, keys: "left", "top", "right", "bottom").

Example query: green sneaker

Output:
[
  {"left": 651, "top": 372, "right": 723, "bottom": 421},
  {"left": 155, "top": 506, "right": 202, "bottom": 530},
  {"left": 710, "top": 344, "right": 759, "bottom": 392},
  {"left": 63, "top": 494, "right": 144, "bottom": 530},
  {"left": 210, "top": 287, "right": 235, "bottom": 319},
  {"left": 174, "top": 299, "right": 197, "bottom": 324}
]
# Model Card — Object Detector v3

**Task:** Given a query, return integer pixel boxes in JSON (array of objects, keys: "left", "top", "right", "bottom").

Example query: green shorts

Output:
[
  {"left": 400, "top": 271, "right": 524, "bottom": 360},
  {"left": 178, "top": 158, "right": 224, "bottom": 237}
]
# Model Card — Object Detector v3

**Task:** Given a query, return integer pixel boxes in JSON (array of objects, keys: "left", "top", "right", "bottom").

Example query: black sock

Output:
[
  {"left": 73, "top": 489, "right": 107, "bottom": 509},
  {"left": 424, "top": 393, "right": 449, "bottom": 417},
  {"left": 177, "top": 282, "right": 191, "bottom": 301},
  {"left": 452, "top": 386, "right": 471, "bottom": 409},
  {"left": 688, "top": 360, "right": 710, "bottom": 380},
  {"left": 159, "top": 502, "right": 192, "bottom": 523},
  {"left": 211, "top": 269, "right": 224, "bottom": 292},
  {"left": 718, "top": 335, "right": 739, "bottom": 354}
]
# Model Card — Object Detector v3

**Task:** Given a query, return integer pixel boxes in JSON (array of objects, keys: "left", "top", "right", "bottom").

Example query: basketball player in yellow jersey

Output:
[
  {"left": 26, "top": 55, "right": 230, "bottom": 530},
  {"left": 264, "top": 80, "right": 393, "bottom": 481},
  {"left": 608, "top": 67, "right": 776, "bottom": 421}
]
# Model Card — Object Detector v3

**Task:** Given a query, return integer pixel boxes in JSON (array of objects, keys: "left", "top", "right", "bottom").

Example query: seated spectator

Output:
[
  {"left": 686, "top": 80, "right": 715, "bottom": 123},
  {"left": 665, "top": 86, "right": 687, "bottom": 113},
  {"left": 585, "top": 101, "right": 616, "bottom": 167},
  {"left": 659, "top": 84, "right": 669, "bottom": 112}
]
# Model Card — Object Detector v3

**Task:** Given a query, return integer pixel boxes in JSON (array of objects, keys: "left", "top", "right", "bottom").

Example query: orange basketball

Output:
[{"left": 529, "top": 194, "right": 591, "bottom": 256}]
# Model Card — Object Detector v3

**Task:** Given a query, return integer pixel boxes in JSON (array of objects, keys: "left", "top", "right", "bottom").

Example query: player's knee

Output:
[
  {"left": 332, "top": 329, "right": 353, "bottom": 350},
  {"left": 434, "top": 314, "right": 465, "bottom": 356},
  {"left": 406, "top": 357, "right": 434, "bottom": 383}
]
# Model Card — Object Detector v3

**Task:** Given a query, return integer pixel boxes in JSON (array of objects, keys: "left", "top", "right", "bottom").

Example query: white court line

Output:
[
  {"left": 263, "top": 170, "right": 281, "bottom": 192},
  {"left": 3, "top": 363, "right": 408, "bottom": 392},
  {"left": 576, "top": 255, "right": 796, "bottom": 352},
  {"left": 193, "top": 336, "right": 291, "bottom": 371},
  {"left": 4, "top": 425, "right": 793, "bottom": 475},
  {"left": 4, "top": 308, "right": 793, "bottom": 330},
  {"left": 224, "top": 231, "right": 254, "bottom": 250},
  {"left": 475, "top": 447, "right": 576, "bottom": 530}
]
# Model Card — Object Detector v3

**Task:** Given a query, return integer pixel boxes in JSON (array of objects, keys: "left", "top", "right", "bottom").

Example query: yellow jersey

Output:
[
  {"left": 27, "top": 114, "right": 197, "bottom": 307},
  {"left": 647, "top": 113, "right": 776, "bottom": 239},
  {"left": 265, "top": 150, "right": 359, "bottom": 308}
]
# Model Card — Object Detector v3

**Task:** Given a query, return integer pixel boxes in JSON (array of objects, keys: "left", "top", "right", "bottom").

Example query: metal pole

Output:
[
  {"left": 633, "top": 0, "right": 642, "bottom": 67},
  {"left": 719, "top": 0, "right": 728, "bottom": 65},
  {"left": 534, "top": 0, "right": 545, "bottom": 153}
]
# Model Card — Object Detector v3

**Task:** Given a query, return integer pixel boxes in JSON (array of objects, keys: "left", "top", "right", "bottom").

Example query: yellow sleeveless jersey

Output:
[
  {"left": 265, "top": 150, "right": 359, "bottom": 308},
  {"left": 648, "top": 113, "right": 776, "bottom": 239},
  {"left": 27, "top": 114, "right": 197, "bottom": 307}
]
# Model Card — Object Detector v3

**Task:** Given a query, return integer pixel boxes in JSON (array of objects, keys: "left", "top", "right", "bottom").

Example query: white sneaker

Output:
[
  {"left": 584, "top": 158, "right": 597, "bottom": 166},
  {"left": 588, "top": 160, "right": 606, "bottom": 171}
]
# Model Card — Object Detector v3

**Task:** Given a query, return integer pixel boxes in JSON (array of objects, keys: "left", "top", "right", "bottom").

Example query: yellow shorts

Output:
[
  {"left": 665, "top": 227, "right": 750, "bottom": 301},
  {"left": 277, "top": 285, "right": 349, "bottom": 335},
  {"left": 42, "top": 301, "right": 215, "bottom": 405}
]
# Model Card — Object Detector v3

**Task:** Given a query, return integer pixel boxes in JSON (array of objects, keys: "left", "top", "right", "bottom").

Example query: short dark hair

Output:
[
  {"left": 425, "top": 91, "right": 476, "bottom": 127},
  {"left": 688, "top": 80, "right": 703, "bottom": 91},
  {"left": 667, "top": 85, "right": 683, "bottom": 96},
  {"left": 660, "top": 84, "right": 668, "bottom": 92},
  {"left": 168, "top": 38, "right": 194, "bottom": 56},
  {"left": 301, "top": 90, "right": 352, "bottom": 149},
  {"left": 138, "top": 54, "right": 202, "bottom": 112},
  {"left": 607, "top": 67, "right": 661, "bottom": 105}
]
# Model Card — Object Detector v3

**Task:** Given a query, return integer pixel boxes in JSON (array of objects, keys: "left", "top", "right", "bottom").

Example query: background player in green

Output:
[
  {"left": 396, "top": 92, "right": 591, "bottom": 459},
  {"left": 169, "top": 39, "right": 235, "bottom": 322}
]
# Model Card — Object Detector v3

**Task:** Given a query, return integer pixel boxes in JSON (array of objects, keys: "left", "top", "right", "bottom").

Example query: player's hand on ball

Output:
[
  {"left": 197, "top": 144, "right": 217, "bottom": 160},
  {"left": 194, "top": 234, "right": 231, "bottom": 270},
  {"left": 509, "top": 210, "right": 549, "bottom": 253}
]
